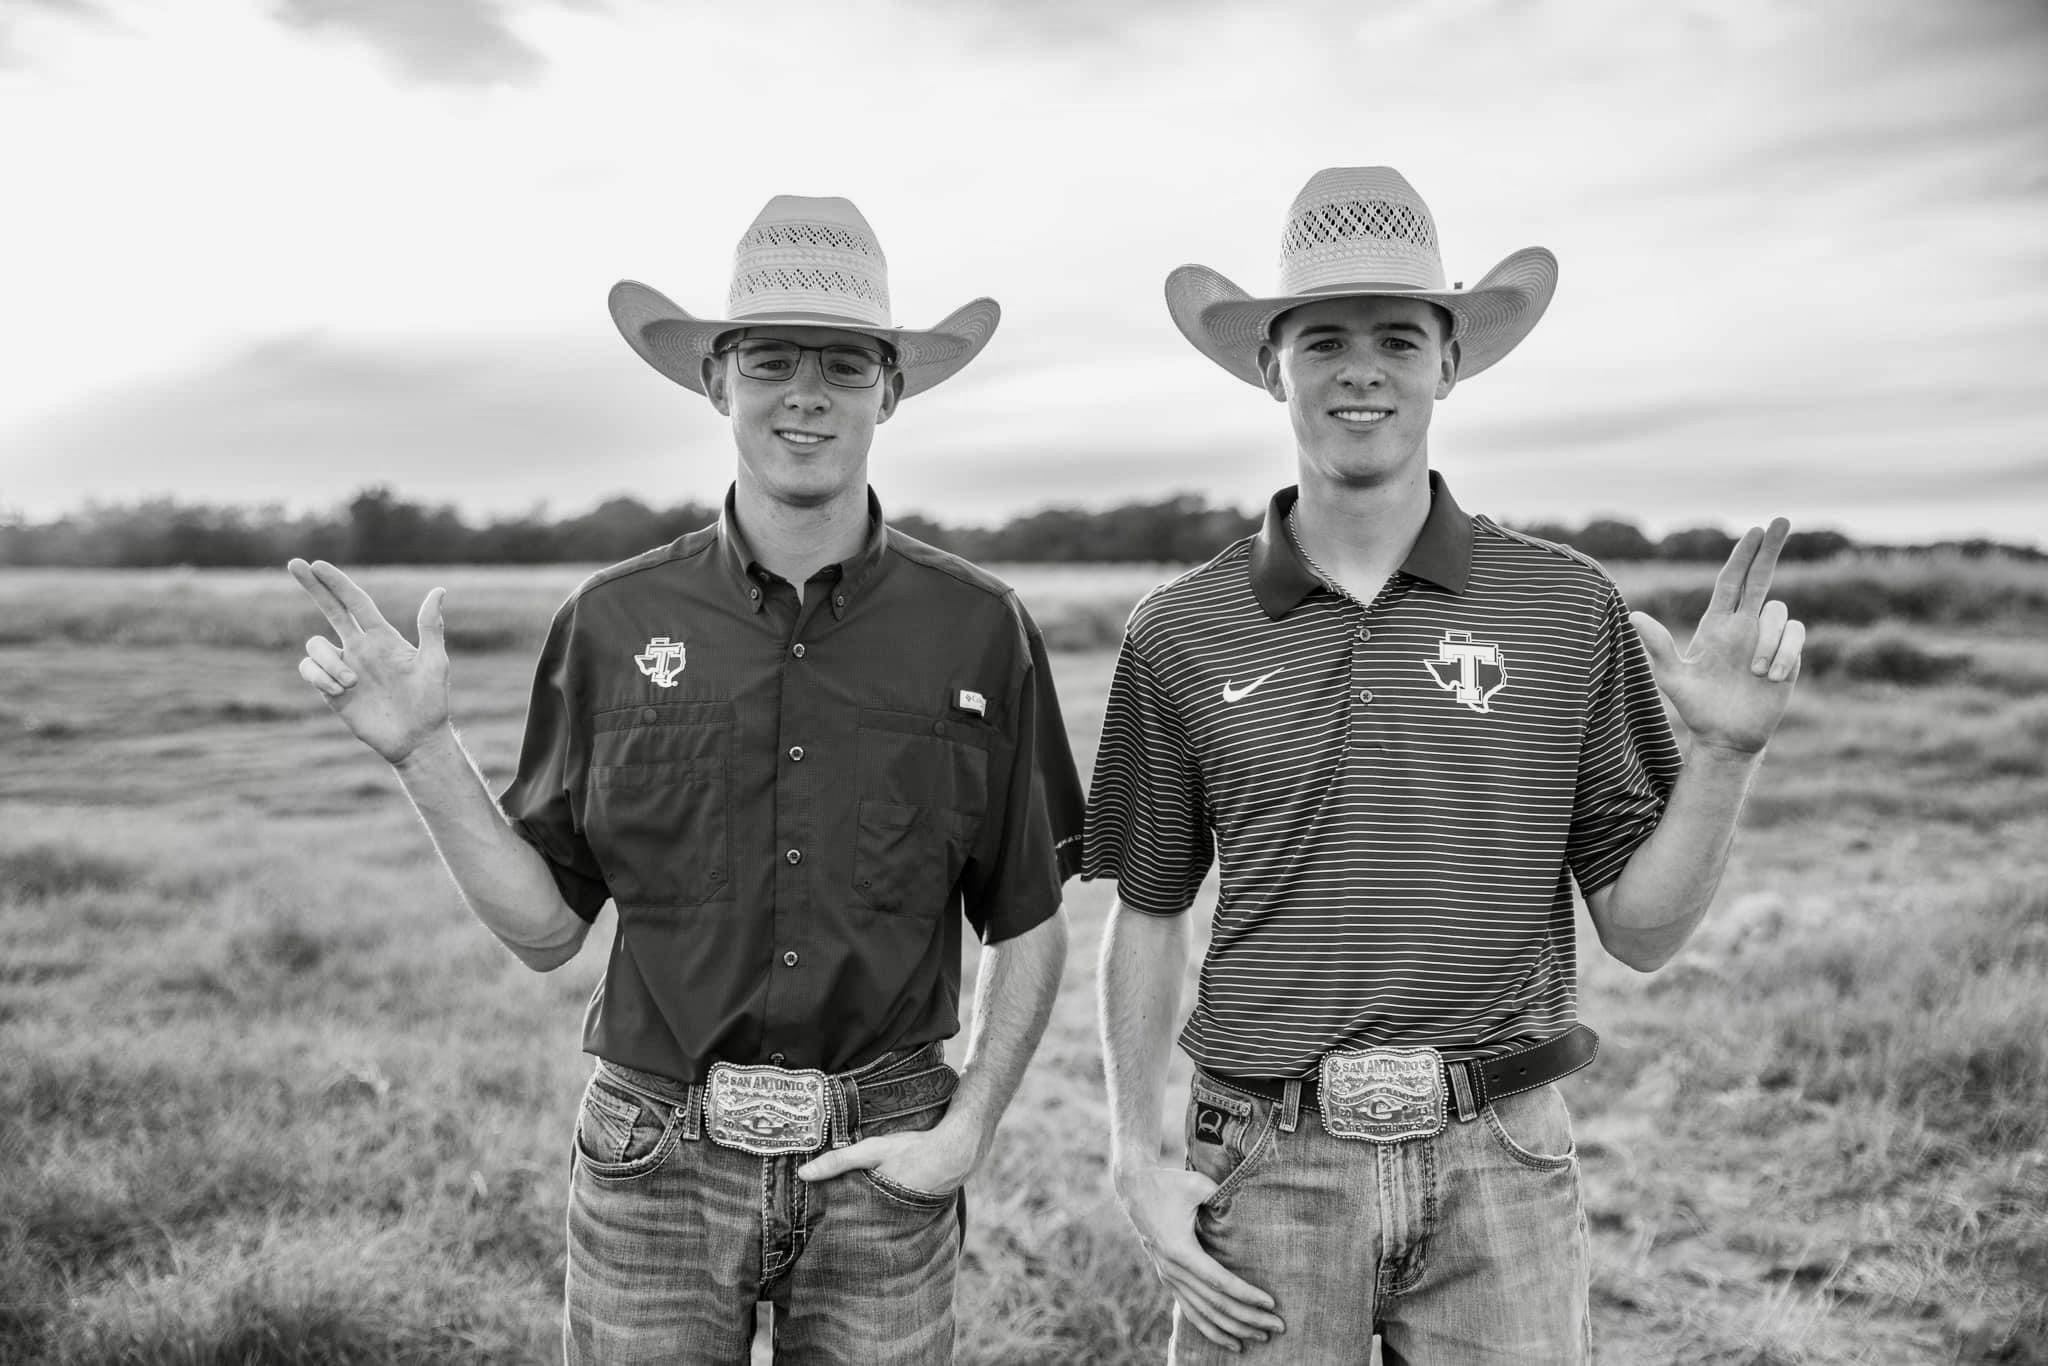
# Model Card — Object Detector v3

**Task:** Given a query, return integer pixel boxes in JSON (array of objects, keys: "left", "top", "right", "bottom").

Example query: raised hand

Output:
[
  {"left": 288, "top": 559, "right": 451, "bottom": 764},
  {"left": 1629, "top": 519, "right": 1805, "bottom": 756}
]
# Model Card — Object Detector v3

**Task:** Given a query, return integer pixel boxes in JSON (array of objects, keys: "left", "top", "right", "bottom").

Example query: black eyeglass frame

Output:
[{"left": 712, "top": 336, "right": 897, "bottom": 390}]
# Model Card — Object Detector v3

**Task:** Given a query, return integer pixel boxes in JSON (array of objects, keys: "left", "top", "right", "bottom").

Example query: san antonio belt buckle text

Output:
[
  {"left": 1318, "top": 1046, "right": 1448, "bottom": 1144},
  {"left": 704, "top": 1063, "right": 830, "bottom": 1156}
]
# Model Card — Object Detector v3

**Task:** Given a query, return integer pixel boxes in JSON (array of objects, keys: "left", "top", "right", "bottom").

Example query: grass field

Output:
[{"left": 3, "top": 556, "right": 2045, "bottom": 1365}]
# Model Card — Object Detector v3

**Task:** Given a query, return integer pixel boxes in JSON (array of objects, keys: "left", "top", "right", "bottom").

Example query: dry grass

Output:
[{"left": 3, "top": 559, "right": 2045, "bottom": 1364}]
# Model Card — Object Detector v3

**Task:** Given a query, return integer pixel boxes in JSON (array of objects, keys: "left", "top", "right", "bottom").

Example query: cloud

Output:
[
  {"left": 0, "top": 0, "right": 104, "bottom": 69},
  {"left": 268, "top": 0, "right": 548, "bottom": 87}
]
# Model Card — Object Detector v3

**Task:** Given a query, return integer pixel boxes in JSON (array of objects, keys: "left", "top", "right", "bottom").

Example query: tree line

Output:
[{"left": 0, "top": 488, "right": 2036, "bottom": 568}]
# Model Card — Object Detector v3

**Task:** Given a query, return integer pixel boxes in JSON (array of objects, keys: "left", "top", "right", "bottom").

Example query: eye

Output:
[
  {"left": 1381, "top": 337, "right": 1417, "bottom": 353},
  {"left": 1305, "top": 337, "right": 1344, "bottom": 354}
]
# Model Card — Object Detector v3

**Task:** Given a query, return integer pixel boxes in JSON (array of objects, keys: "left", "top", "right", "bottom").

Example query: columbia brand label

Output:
[
  {"left": 1424, "top": 631, "right": 1507, "bottom": 713},
  {"left": 634, "top": 636, "right": 687, "bottom": 688},
  {"left": 954, "top": 689, "right": 987, "bottom": 717},
  {"left": 1221, "top": 668, "right": 1281, "bottom": 704}
]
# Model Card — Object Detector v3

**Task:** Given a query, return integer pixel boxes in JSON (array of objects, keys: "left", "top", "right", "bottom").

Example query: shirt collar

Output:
[
  {"left": 717, "top": 484, "right": 890, "bottom": 619},
  {"left": 1248, "top": 470, "right": 1473, "bottom": 619}
]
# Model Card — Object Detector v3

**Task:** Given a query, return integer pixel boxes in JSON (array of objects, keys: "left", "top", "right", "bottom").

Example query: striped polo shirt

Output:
[{"left": 1084, "top": 473, "right": 1682, "bottom": 1076}]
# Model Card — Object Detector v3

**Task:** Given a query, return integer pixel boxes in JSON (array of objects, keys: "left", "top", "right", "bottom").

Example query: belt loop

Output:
[
  {"left": 833, "top": 1075, "right": 863, "bottom": 1148},
  {"left": 681, "top": 1084, "right": 703, "bottom": 1142},
  {"left": 1447, "top": 1062, "right": 1479, "bottom": 1123},
  {"left": 1277, "top": 1078, "right": 1301, "bottom": 1134}
]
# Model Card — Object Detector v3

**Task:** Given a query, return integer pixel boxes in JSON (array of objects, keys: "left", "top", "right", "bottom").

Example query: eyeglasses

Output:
[{"left": 716, "top": 339, "right": 892, "bottom": 389}]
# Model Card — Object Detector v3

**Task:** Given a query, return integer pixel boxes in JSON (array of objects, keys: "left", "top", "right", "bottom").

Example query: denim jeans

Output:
[
  {"left": 563, "top": 1044, "right": 962, "bottom": 1365},
  {"left": 1172, "top": 1071, "right": 1591, "bottom": 1365}
]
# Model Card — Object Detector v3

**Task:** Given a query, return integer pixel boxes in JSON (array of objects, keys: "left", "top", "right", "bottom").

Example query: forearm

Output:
[
  {"left": 942, "top": 908, "right": 1069, "bottom": 1164},
  {"left": 1590, "top": 742, "right": 1766, "bottom": 970},
  {"left": 1099, "top": 899, "right": 1189, "bottom": 1180},
  {"left": 391, "top": 723, "right": 588, "bottom": 970}
]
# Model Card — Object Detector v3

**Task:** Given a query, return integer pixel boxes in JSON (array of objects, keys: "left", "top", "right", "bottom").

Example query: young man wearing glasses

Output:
[
  {"left": 1086, "top": 167, "right": 1805, "bottom": 1363},
  {"left": 288, "top": 195, "right": 1083, "bottom": 1363}
]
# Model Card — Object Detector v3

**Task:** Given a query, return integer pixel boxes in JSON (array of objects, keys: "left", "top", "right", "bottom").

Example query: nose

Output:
[
  {"left": 1336, "top": 349, "right": 1385, "bottom": 389},
  {"left": 782, "top": 351, "right": 831, "bottom": 409}
]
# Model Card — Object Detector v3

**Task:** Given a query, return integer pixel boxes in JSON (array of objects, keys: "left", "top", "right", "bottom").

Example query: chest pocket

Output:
[
  {"left": 586, "top": 703, "right": 735, "bottom": 909},
  {"left": 852, "top": 708, "right": 993, "bottom": 918}
]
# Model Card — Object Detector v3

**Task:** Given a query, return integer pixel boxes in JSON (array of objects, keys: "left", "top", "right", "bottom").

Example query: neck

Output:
[
  {"left": 732, "top": 477, "right": 871, "bottom": 594},
  {"left": 1291, "top": 463, "right": 1433, "bottom": 599}
]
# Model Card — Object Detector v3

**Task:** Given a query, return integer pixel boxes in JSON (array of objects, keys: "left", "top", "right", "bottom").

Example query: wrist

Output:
[
  {"left": 392, "top": 722, "right": 461, "bottom": 772},
  {"left": 1687, "top": 735, "right": 1769, "bottom": 768}
]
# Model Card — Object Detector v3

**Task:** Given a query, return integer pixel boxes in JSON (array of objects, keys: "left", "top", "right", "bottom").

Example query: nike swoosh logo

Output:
[{"left": 1220, "top": 669, "right": 1281, "bottom": 703}]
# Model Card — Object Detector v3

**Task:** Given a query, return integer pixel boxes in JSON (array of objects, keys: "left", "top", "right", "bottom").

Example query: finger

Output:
[
  {"left": 288, "top": 558, "right": 360, "bottom": 639},
  {"left": 1738, "top": 517, "right": 1792, "bottom": 615},
  {"left": 1769, "top": 618, "right": 1805, "bottom": 683},
  {"left": 1708, "top": 526, "right": 1764, "bottom": 614},
  {"left": 310, "top": 561, "right": 394, "bottom": 633},
  {"left": 1629, "top": 611, "right": 1681, "bottom": 678},
  {"left": 796, "top": 1140, "right": 883, "bottom": 1182},
  {"left": 305, "top": 636, "right": 357, "bottom": 688},
  {"left": 416, "top": 587, "right": 447, "bottom": 657},
  {"left": 1162, "top": 1262, "right": 1283, "bottom": 1337},
  {"left": 1167, "top": 1243, "right": 1281, "bottom": 1319},
  {"left": 1172, "top": 1288, "right": 1251, "bottom": 1352},
  {"left": 297, "top": 655, "right": 346, "bottom": 699},
  {"left": 1751, "top": 600, "right": 1789, "bottom": 675}
]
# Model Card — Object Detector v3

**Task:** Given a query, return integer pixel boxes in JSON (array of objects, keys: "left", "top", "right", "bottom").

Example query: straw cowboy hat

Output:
[
  {"left": 609, "top": 195, "right": 999, "bottom": 400},
  {"left": 1165, "top": 166, "right": 1557, "bottom": 386}
]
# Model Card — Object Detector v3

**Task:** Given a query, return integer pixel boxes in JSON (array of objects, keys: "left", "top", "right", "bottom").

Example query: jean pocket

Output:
[
  {"left": 1185, "top": 1078, "right": 1272, "bottom": 1212},
  {"left": 574, "top": 1075, "right": 678, "bottom": 1182},
  {"left": 853, "top": 1083, "right": 961, "bottom": 1210},
  {"left": 1482, "top": 1084, "right": 1576, "bottom": 1171}
]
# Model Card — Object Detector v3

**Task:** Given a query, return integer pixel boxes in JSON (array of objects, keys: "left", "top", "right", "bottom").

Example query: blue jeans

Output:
[
  {"left": 563, "top": 1044, "right": 962, "bottom": 1364},
  {"left": 1173, "top": 1072, "right": 1591, "bottom": 1365}
]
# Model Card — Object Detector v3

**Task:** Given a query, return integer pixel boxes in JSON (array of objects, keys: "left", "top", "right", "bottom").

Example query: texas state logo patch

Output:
[
  {"left": 1424, "top": 630, "right": 1508, "bottom": 713},
  {"left": 634, "top": 635, "right": 687, "bottom": 688}
]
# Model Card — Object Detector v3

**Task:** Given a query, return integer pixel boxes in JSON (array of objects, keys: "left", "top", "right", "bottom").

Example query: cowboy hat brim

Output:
[
  {"left": 1164, "top": 247, "right": 1558, "bottom": 387},
  {"left": 608, "top": 281, "right": 1000, "bottom": 400}
]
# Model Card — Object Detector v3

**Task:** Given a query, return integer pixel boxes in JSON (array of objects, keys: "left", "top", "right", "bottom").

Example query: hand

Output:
[
  {"left": 796, "top": 1115, "right": 978, "bottom": 1196},
  {"left": 1630, "top": 519, "right": 1805, "bottom": 756},
  {"left": 1113, "top": 1162, "right": 1284, "bottom": 1353},
  {"left": 288, "top": 558, "right": 451, "bottom": 765}
]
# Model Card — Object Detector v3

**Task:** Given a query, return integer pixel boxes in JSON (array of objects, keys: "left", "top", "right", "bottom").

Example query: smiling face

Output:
[
  {"left": 1259, "top": 296, "right": 1459, "bottom": 491},
  {"left": 702, "top": 324, "right": 902, "bottom": 511}
]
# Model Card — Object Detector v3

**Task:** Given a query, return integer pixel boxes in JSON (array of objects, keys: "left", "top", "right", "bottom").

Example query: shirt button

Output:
[
  {"left": 788, "top": 745, "right": 804, "bottom": 762},
  {"left": 791, "top": 643, "right": 806, "bottom": 659},
  {"left": 834, "top": 595, "right": 846, "bottom": 608},
  {"left": 785, "top": 849, "right": 803, "bottom": 865},
  {"left": 1359, "top": 689, "right": 1374, "bottom": 705},
  {"left": 770, "top": 1052, "right": 786, "bottom": 1065},
  {"left": 782, "top": 951, "right": 799, "bottom": 967},
  {"left": 749, "top": 587, "right": 761, "bottom": 601},
  {"left": 932, "top": 720, "right": 948, "bottom": 736},
  {"left": 639, "top": 706, "right": 659, "bottom": 722},
  {"left": 1357, "top": 626, "right": 1372, "bottom": 642}
]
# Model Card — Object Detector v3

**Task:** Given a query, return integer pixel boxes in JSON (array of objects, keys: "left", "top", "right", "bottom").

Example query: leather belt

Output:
[
  {"left": 595, "top": 1041, "right": 957, "bottom": 1155},
  {"left": 1212, "top": 1024, "right": 1599, "bottom": 1126}
]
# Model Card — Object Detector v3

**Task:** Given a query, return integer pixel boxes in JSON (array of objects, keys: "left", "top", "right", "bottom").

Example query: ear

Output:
[
  {"left": 1256, "top": 342, "right": 1288, "bottom": 403},
  {"left": 703, "top": 354, "right": 732, "bottom": 416},
  {"left": 1436, "top": 339, "right": 1460, "bottom": 401},
  {"left": 874, "top": 367, "right": 905, "bottom": 425}
]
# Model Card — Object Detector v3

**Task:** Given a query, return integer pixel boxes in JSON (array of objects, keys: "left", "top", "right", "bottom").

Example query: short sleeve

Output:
[
  {"left": 1081, "top": 628, "right": 1214, "bottom": 915},
  {"left": 958, "top": 599, "right": 1087, "bottom": 945},
  {"left": 498, "top": 601, "right": 612, "bottom": 921},
  {"left": 1567, "top": 587, "right": 1684, "bottom": 894}
]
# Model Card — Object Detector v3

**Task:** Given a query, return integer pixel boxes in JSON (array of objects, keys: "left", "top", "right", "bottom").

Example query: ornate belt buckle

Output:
[
  {"left": 1318, "top": 1046, "right": 1447, "bottom": 1145},
  {"left": 704, "top": 1063, "right": 830, "bottom": 1156}
]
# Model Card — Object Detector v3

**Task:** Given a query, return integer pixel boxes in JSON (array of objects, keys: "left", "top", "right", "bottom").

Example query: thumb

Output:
[
  {"left": 796, "top": 1139, "right": 882, "bottom": 1183},
  {"left": 417, "top": 587, "right": 447, "bottom": 655},
  {"left": 1628, "top": 610, "right": 1681, "bottom": 676}
]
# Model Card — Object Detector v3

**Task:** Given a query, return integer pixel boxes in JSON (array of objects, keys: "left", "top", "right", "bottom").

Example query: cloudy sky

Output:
[{"left": 2, "top": 0, "right": 2043, "bottom": 542}]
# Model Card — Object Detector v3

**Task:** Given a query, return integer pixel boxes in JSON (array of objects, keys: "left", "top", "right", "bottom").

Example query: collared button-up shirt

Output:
[
  {"left": 502, "top": 488, "right": 1085, "bottom": 1084},
  {"left": 1084, "top": 474, "right": 1681, "bottom": 1076}
]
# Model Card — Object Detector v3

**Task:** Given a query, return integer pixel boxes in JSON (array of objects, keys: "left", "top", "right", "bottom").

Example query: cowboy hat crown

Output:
[
  {"left": 610, "top": 195, "right": 999, "bottom": 400},
  {"left": 1165, "top": 166, "right": 1558, "bottom": 385}
]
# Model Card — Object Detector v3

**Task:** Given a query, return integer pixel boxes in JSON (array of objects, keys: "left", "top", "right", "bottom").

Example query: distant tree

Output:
[
  {"left": 1659, "top": 526, "right": 1739, "bottom": 562},
  {"left": 1780, "top": 529, "right": 1855, "bottom": 562},
  {"left": 1570, "top": 519, "right": 1657, "bottom": 562}
]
